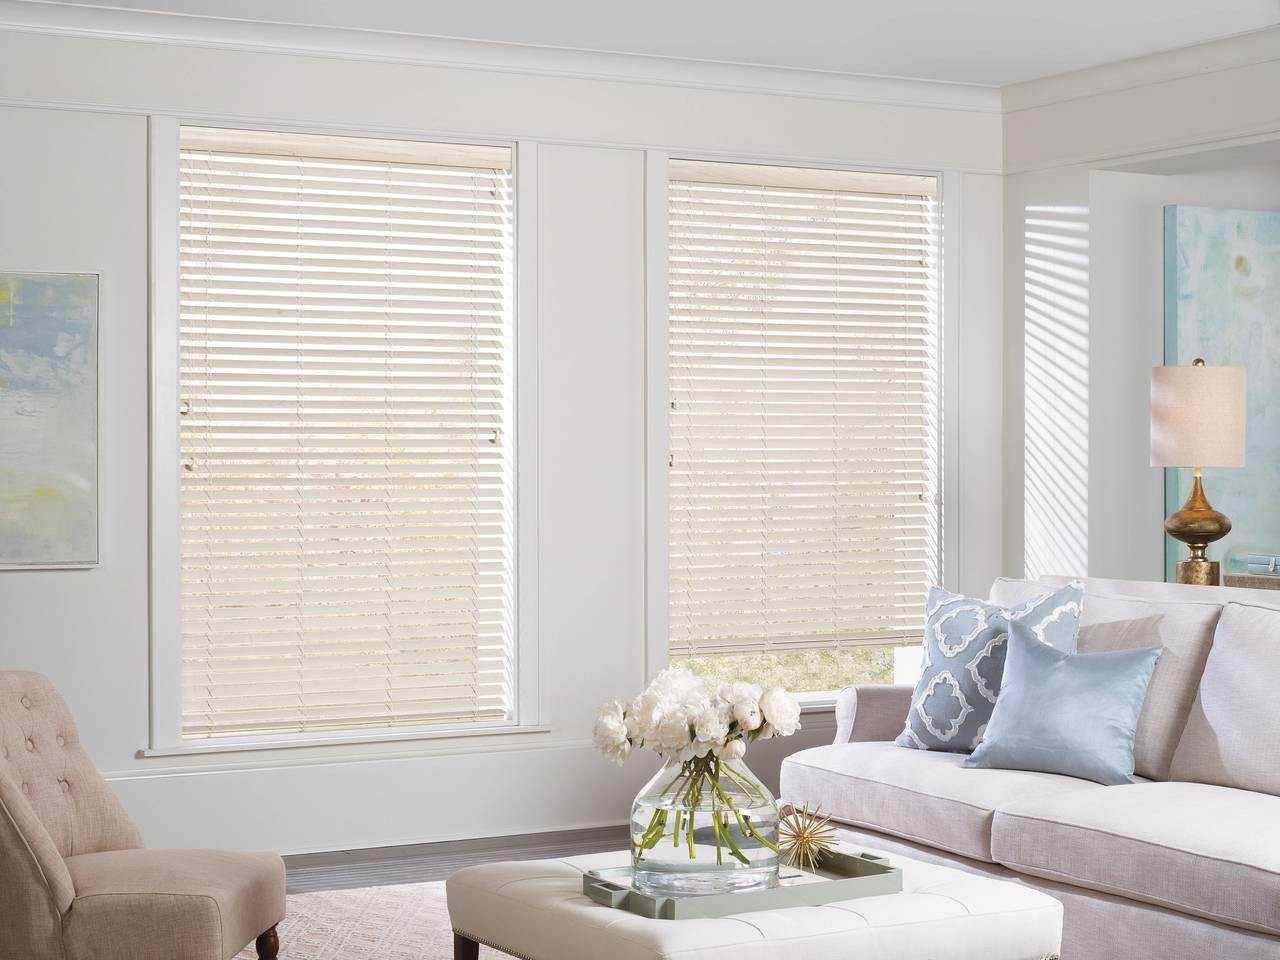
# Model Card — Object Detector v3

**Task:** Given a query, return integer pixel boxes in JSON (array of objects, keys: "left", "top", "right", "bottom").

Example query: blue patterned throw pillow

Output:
[{"left": 896, "top": 583, "right": 1084, "bottom": 753}]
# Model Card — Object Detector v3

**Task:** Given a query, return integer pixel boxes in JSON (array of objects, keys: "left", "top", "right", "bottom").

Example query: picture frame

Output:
[{"left": 0, "top": 270, "right": 101, "bottom": 569}]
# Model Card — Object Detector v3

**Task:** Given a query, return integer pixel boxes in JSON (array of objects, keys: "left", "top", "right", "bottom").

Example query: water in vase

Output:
[{"left": 630, "top": 756, "right": 780, "bottom": 897}]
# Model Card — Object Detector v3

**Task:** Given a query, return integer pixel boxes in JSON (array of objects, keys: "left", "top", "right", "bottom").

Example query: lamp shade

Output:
[{"left": 1150, "top": 362, "right": 1246, "bottom": 468}]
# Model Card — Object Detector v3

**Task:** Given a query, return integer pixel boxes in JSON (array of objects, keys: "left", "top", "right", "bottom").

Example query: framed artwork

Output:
[
  {"left": 0, "top": 272, "right": 99, "bottom": 568},
  {"left": 1164, "top": 205, "right": 1280, "bottom": 581}
]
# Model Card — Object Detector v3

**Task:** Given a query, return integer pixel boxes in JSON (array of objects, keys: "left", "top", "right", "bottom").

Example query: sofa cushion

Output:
[
  {"left": 990, "top": 578, "right": 1221, "bottom": 780},
  {"left": 991, "top": 781, "right": 1280, "bottom": 937},
  {"left": 896, "top": 583, "right": 1083, "bottom": 753},
  {"left": 1171, "top": 602, "right": 1280, "bottom": 796},
  {"left": 63, "top": 848, "right": 285, "bottom": 960},
  {"left": 780, "top": 740, "right": 1101, "bottom": 862},
  {"left": 964, "top": 621, "right": 1161, "bottom": 785}
]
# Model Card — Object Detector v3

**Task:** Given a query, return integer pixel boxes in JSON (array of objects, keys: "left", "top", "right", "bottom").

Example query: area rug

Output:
[{"left": 234, "top": 882, "right": 504, "bottom": 960}]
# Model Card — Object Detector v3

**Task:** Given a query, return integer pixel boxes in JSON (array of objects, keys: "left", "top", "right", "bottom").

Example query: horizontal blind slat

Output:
[
  {"left": 179, "top": 126, "right": 516, "bottom": 740},
  {"left": 668, "top": 162, "right": 941, "bottom": 661}
]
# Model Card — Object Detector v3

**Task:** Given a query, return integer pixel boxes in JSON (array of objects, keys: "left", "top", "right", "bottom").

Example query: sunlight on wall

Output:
[{"left": 1023, "top": 206, "right": 1089, "bottom": 579}]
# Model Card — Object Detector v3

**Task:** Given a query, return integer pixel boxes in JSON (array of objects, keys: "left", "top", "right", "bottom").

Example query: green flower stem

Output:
[
  {"left": 686, "top": 801, "right": 695, "bottom": 858},
  {"left": 640, "top": 809, "right": 667, "bottom": 847},
  {"left": 741, "top": 812, "right": 780, "bottom": 853},
  {"left": 710, "top": 767, "right": 722, "bottom": 866},
  {"left": 633, "top": 756, "right": 777, "bottom": 865},
  {"left": 658, "top": 774, "right": 683, "bottom": 799},
  {"left": 710, "top": 778, "right": 781, "bottom": 854},
  {"left": 714, "top": 810, "right": 751, "bottom": 865},
  {"left": 719, "top": 762, "right": 768, "bottom": 803},
  {"left": 712, "top": 809, "right": 723, "bottom": 865}
]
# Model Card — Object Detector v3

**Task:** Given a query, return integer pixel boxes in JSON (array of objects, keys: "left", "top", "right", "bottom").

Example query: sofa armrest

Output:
[{"left": 834, "top": 684, "right": 913, "bottom": 744}]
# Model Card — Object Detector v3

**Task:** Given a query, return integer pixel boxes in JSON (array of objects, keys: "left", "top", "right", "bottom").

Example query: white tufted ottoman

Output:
[{"left": 446, "top": 849, "right": 1062, "bottom": 960}]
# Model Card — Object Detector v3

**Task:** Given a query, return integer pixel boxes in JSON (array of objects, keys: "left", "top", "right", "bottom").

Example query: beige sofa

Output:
[
  {"left": 780, "top": 576, "right": 1280, "bottom": 960},
  {"left": 0, "top": 672, "right": 285, "bottom": 960}
]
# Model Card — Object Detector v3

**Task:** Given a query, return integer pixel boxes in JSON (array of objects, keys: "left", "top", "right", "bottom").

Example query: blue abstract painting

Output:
[
  {"left": 0, "top": 273, "right": 98, "bottom": 567},
  {"left": 1164, "top": 206, "right": 1280, "bottom": 580}
]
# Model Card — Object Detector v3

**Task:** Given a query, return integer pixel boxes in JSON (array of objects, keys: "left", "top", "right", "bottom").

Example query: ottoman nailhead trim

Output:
[{"left": 454, "top": 928, "right": 541, "bottom": 960}]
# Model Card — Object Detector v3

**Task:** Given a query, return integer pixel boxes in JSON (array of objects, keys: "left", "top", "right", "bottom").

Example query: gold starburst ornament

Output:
[{"left": 777, "top": 803, "right": 838, "bottom": 872}]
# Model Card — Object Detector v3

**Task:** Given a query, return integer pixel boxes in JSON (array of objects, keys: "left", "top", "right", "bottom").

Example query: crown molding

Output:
[
  {"left": 1002, "top": 24, "right": 1280, "bottom": 114},
  {"left": 0, "top": 0, "right": 1002, "bottom": 113},
  {"left": 1002, "top": 121, "right": 1280, "bottom": 176},
  {"left": 2, "top": 2, "right": 1276, "bottom": 124}
]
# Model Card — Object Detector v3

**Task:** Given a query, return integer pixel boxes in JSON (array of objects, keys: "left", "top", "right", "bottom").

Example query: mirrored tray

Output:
[{"left": 582, "top": 848, "right": 903, "bottom": 920}]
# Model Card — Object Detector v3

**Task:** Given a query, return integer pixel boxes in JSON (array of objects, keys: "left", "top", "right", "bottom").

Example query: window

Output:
[
  {"left": 174, "top": 127, "right": 516, "bottom": 742},
  {"left": 666, "top": 160, "right": 940, "bottom": 693}
]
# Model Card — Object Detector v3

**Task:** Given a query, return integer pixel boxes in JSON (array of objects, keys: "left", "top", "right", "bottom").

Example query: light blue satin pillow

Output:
[
  {"left": 896, "top": 583, "right": 1083, "bottom": 753},
  {"left": 965, "top": 620, "right": 1163, "bottom": 785}
]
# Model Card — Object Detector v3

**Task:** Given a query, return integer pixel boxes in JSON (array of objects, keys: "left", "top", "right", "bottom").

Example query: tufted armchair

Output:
[{"left": 0, "top": 672, "right": 285, "bottom": 960}]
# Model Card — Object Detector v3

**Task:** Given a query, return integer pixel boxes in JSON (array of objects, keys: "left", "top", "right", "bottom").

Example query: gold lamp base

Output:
[
  {"left": 1165, "top": 471, "right": 1231, "bottom": 586},
  {"left": 1175, "top": 559, "right": 1220, "bottom": 586}
]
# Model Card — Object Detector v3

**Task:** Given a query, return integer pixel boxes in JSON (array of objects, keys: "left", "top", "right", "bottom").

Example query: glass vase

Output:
[{"left": 630, "top": 753, "right": 780, "bottom": 897}]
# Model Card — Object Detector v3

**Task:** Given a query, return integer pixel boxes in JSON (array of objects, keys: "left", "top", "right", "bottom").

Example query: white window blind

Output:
[
  {"left": 177, "top": 126, "right": 515, "bottom": 740},
  {"left": 668, "top": 159, "right": 940, "bottom": 659}
]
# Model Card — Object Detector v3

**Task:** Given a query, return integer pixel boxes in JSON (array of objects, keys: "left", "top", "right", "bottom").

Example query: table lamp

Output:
[{"left": 1150, "top": 358, "right": 1247, "bottom": 585}]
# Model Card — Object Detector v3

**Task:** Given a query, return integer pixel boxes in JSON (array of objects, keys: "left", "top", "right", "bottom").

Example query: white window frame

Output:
[
  {"left": 146, "top": 116, "right": 543, "bottom": 753},
  {"left": 643, "top": 151, "right": 960, "bottom": 706}
]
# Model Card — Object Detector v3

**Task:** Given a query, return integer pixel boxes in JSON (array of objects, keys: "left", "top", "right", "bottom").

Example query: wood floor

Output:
[{"left": 283, "top": 825, "right": 630, "bottom": 893}]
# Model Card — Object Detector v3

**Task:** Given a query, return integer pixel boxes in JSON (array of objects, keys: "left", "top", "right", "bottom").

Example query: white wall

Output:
[
  {"left": 1002, "top": 166, "right": 1091, "bottom": 580},
  {"left": 947, "top": 172, "right": 1007, "bottom": 597},
  {"left": 0, "top": 106, "right": 153, "bottom": 777},
  {"left": 1004, "top": 160, "right": 1280, "bottom": 582},
  {"left": 1088, "top": 162, "right": 1280, "bottom": 580},
  {"left": 1001, "top": 27, "right": 1280, "bottom": 582},
  {"left": 0, "top": 21, "right": 1004, "bottom": 853}
]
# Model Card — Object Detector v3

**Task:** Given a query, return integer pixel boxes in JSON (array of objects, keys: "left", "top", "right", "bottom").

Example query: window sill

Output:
[
  {"left": 140, "top": 721, "right": 552, "bottom": 758},
  {"left": 797, "top": 693, "right": 837, "bottom": 714}
]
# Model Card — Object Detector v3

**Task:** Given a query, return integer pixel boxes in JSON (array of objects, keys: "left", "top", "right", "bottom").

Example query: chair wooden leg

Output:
[
  {"left": 256, "top": 925, "right": 280, "bottom": 959},
  {"left": 453, "top": 932, "right": 480, "bottom": 960}
]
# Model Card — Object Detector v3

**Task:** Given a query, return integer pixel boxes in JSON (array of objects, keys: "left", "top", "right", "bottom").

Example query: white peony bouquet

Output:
[
  {"left": 592, "top": 667, "right": 802, "bottom": 766},
  {"left": 594, "top": 668, "right": 801, "bottom": 871}
]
